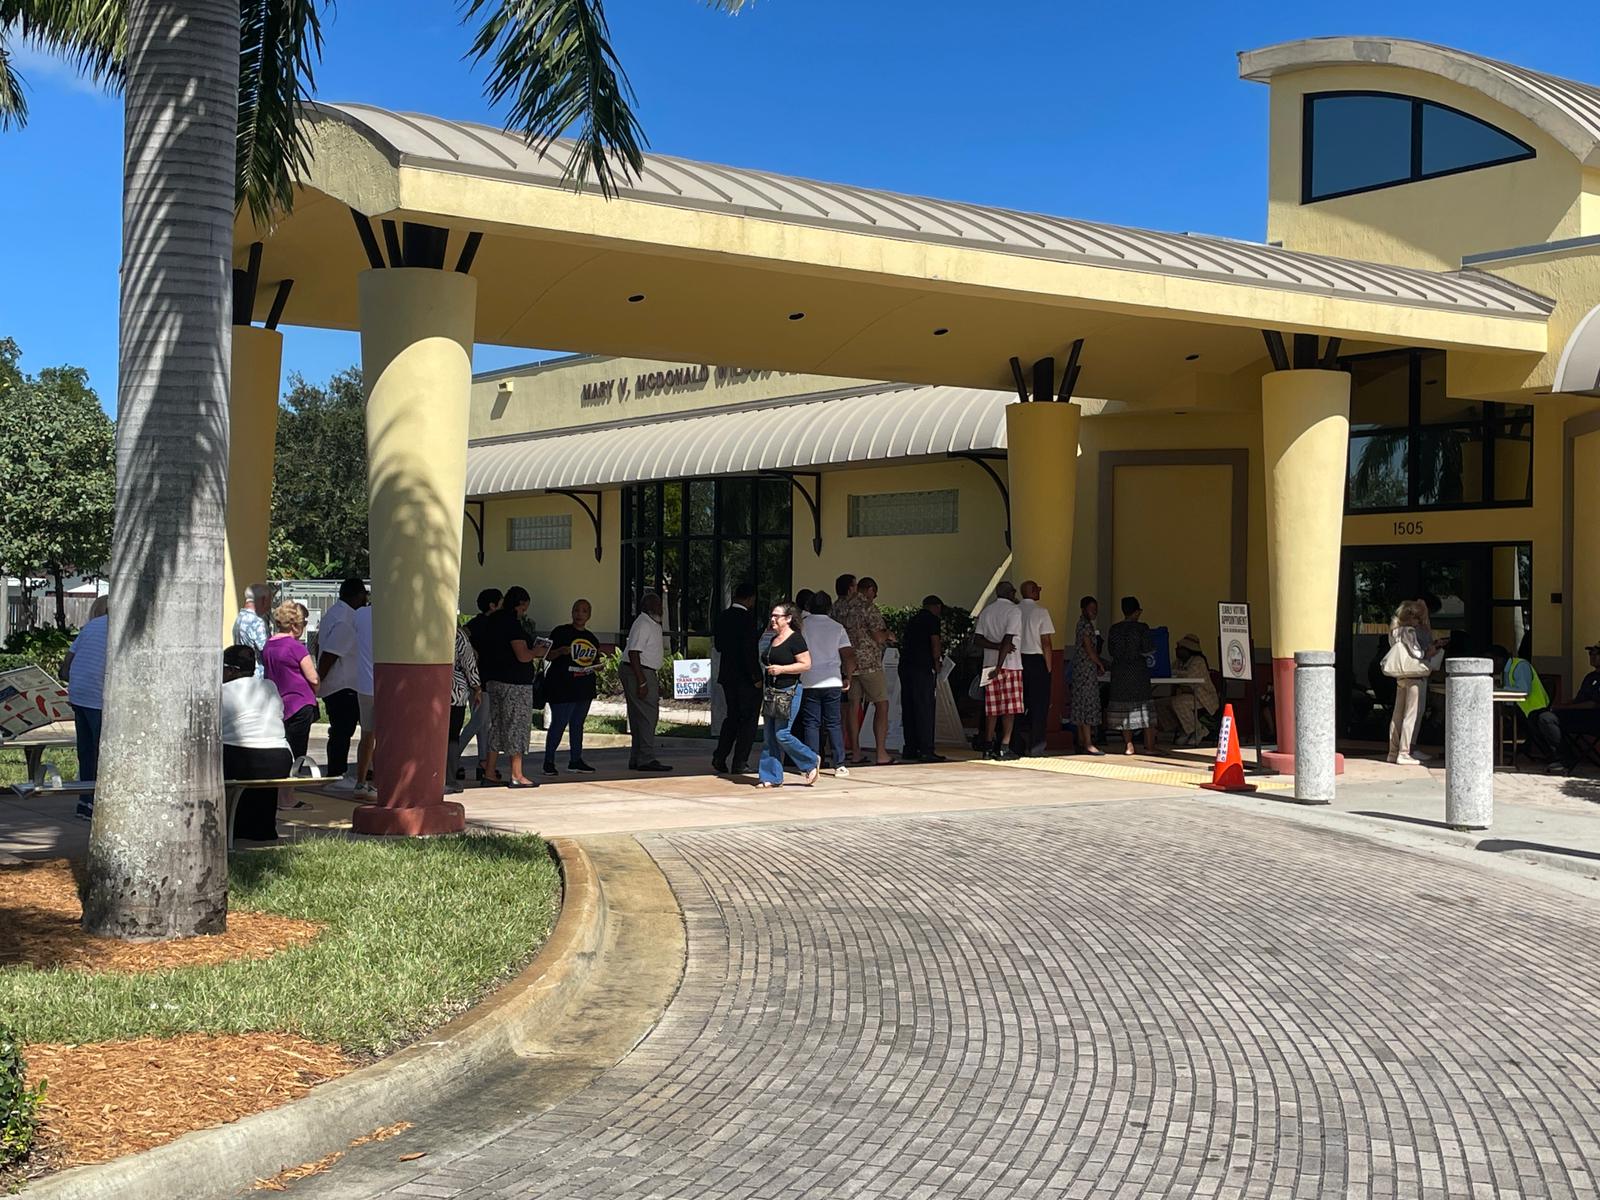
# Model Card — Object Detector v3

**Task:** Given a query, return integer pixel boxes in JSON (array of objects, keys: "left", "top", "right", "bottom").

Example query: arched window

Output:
[{"left": 1303, "top": 91, "right": 1534, "bottom": 203}]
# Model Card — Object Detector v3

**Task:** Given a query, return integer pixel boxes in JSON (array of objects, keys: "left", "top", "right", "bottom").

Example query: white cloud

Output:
[{"left": 4, "top": 29, "right": 117, "bottom": 102}]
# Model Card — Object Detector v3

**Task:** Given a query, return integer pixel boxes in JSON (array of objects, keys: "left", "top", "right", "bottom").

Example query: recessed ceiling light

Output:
[
  {"left": 627, "top": 294, "right": 645, "bottom": 303},
  {"left": 788, "top": 312, "right": 806, "bottom": 321},
  {"left": 1185, "top": 353, "right": 1200, "bottom": 362},
  {"left": 933, "top": 328, "right": 950, "bottom": 336}
]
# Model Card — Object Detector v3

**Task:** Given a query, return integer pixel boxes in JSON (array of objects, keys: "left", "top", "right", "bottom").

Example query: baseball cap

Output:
[{"left": 1586, "top": 642, "right": 1600, "bottom": 653}]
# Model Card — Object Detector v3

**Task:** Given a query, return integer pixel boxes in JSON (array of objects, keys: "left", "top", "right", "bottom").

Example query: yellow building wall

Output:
[
  {"left": 1111, "top": 464, "right": 1233, "bottom": 647},
  {"left": 1072, "top": 410, "right": 1273, "bottom": 651},
  {"left": 459, "top": 492, "right": 624, "bottom": 638},
  {"left": 1265, "top": 65, "right": 1585, "bottom": 270},
  {"left": 797, "top": 460, "right": 1011, "bottom": 616}
]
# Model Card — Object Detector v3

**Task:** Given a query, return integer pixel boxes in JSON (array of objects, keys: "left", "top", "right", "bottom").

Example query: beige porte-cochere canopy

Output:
[{"left": 237, "top": 102, "right": 1552, "bottom": 406}]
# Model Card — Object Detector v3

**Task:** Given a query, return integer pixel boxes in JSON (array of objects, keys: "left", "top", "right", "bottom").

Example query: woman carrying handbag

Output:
[
  {"left": 1383, "top": 599, "right": 1440, "bottom": 765},
  {"left": 757, "top": 601, "right": 820, "bottom": 788}
]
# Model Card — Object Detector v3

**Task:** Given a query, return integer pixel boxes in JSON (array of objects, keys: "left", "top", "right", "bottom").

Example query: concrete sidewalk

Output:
[{"left": 6, "top": 732, "right": 1599, "bottom": 880}]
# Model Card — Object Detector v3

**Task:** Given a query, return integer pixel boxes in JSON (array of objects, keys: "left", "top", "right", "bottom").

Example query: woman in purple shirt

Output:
[{"left": 263, "top": 602, "right": 320, "bottom": 768}]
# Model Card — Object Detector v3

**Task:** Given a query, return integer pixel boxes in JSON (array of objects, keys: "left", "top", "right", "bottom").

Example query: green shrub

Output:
[
  {"left": 0, "top": 1029, "right": 44, "bottom": 1166},
  {"left": 1, "top": 626, "right": 76, "bottom": 679},
  {"left": 881, "top": 604, "right": 975, "bottom": 660},
  {"left": 593, "top": 649, "right": 688, "bottom": 700}
]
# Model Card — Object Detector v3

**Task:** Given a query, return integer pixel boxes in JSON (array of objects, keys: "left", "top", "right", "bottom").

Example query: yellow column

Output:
[
  {"left": 222, "top": 326, "right": 283, "bottom": 643},
  {"left": 1261, "top": 368, "right": 1351, "bottom": 771},
  {"left": 1006, "top": 401, "right": 1081, "bottom": 746},
  {"left": 356, "top": 268, "right": 476, "bottom": 834}
]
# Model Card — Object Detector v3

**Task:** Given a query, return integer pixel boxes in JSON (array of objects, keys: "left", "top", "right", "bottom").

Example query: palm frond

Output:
[
  {"left": 0, "top": 0, "right": 124, "bottom": 91},
  {"left": 0, "top": 33, "right": 26, "bottom": 130},
  {"left": 237, "top": 0, "right": 325, "bottom": 226},
  {"left": 461, "top": 0, "right": 646, "bottom": 199}
]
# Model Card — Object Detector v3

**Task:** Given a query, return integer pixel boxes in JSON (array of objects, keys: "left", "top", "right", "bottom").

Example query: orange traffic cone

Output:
[{"left": 1200, "top": 703, "right": 1256, "bottom": 793}]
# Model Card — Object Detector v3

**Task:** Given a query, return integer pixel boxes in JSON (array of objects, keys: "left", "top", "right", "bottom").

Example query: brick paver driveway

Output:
[{"left": 308, "top": 800, "right": 1600, "bottom": 1198}]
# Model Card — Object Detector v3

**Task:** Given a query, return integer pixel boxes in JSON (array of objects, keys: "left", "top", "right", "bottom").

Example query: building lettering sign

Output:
[{"left": 579, "top": 364, "right": 789, "bottom": 408}]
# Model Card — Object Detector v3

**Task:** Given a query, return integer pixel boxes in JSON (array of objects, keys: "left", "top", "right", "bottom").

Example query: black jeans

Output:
[
  {"left": 899, "top": 666, "right": 936, "bottom": 758},
  {"left": 447, "top": 703, "right": 467, "bottom": 777},
  {"left": 284, "top": 702, "right": 318, "bottom": 763},
  {"left": 323, "top": 688, "right": 360, "bottom": 777},
  {"left": 223, "top": 744, "right": 291, "bottom": 841},
  {"left": 716, "top": 679, "right": 761, "bottom": 769}
]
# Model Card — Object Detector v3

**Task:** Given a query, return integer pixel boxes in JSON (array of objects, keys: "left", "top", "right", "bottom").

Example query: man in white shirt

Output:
[
  {"left": 797, "top": 592, "right": 858, "bottom": 776},
  {"left": 316, "top": 578, "right": 367, "bottom": 783},
  {"left": 349, "top": 601, "right": 377, "bottom": 798},
  {"left": 1015, "top": 580, "right": 1057, "bottom": 757},
  {"left": 624, "top": 593, "right": 670, "bottom": 772},
  {"left": 232, "top": 583, "right": 271, "bottom": 675},
  {"left": 974, "top": 582, "right": 1024, "bottom": 760}
]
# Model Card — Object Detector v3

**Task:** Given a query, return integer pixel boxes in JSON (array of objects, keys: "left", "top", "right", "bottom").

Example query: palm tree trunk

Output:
[{"left": 82, "top": 0, "right": 239, "bottom": 939}]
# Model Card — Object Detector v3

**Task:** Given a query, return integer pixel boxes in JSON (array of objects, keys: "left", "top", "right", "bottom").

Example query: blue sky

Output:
[{"left": 0, "top": 2, "right": 1590, "bottom": 414}]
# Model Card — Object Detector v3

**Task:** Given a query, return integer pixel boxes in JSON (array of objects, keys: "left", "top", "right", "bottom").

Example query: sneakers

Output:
[
  {"left": 1394, "top": 753, "right": 1423, "bottom": 767},
  {"left": 834, "top": 765, "right": 850, "bottom": 779},
  {"left": 354, "top": 782, "right": 378, "bottom": 799},
  {"left": 542, "top": 763, "right": 559, "bottom": 777},
  {"left": 326, "top": 775, "right": 359, "bottom": 795},
  {"left": 569, "top": 760, "right": 596, "bottom": 774},
  {"left": 630, "top": 761, "right": 672, "bottom": 773}
]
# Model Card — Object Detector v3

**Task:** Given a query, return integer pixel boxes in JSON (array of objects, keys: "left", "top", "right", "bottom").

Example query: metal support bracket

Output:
[
  {"left": 550, "top": 490, "right": 604, "bottom": 562},
  {"left": 951, "top": 452, "right": 1011, "bottom": 549},
  {"left": 762, "top": 471, "right": 823, "bottom": 555},
  {"left": 464, "top": 500, "right": 486, "bottom": 566}
]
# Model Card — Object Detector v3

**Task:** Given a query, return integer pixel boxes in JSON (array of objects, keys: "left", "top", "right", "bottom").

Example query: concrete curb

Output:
[{"left": 27, "top": 836, "right": 606, "bottom": 1200}]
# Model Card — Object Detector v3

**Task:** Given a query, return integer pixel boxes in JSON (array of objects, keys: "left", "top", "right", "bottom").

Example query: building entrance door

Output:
[{"left": 1336, "top": 542, "right": 1531, "bottom": 743}]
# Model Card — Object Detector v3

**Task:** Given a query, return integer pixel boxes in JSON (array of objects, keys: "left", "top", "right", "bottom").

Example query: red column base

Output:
[
  {"left": 352, "top": 800, "right": 466, "bottom": 836},
  {"left": 1259, "top": 656, "right": 1344, "bottom": 776},
  {"left": 357, "top": 661, "right": 465, "bottom": 836}
]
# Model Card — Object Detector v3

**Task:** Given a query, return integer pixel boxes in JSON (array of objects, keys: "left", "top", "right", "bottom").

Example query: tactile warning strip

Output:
[{"left": 981, "top": 754, "right": 1293, "bottom": 791}]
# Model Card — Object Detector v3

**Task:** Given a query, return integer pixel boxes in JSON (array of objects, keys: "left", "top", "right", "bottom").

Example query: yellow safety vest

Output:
[{"left": 1503, "top": 658, "right": 1550, "bottom": 716}]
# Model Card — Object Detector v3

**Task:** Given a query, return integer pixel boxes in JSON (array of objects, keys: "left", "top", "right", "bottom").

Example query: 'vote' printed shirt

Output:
[{"left": 546, "top": 623, "right": 601, "bottom": 703}]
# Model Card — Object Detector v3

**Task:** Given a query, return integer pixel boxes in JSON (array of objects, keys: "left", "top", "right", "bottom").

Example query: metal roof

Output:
[
  {"left": 1240, "top": 37, "right": 1600, "bottom": 168},
  {"left": 308, "top": 102, "right": 1551, "bottom": 320},
  {"left": 465, "top": 385, "right": 1015, "bottom": 497}
]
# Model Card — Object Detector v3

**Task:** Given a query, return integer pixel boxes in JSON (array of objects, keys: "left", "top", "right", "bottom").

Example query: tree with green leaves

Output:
[
  {"left": 0, "top": 338, "right": 115, "bottom": 629},
  {"left": 2, "top": 0, "right": 748, "bottom": 940},
  {"left": 269, "top": 367, "right": 370, "bottom": 580}
]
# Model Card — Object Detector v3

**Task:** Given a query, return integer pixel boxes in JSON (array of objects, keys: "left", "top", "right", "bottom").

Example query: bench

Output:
[
  {"left": 10, "top": 775, "right": 335, "bottom": 850},
  {"left": 1, "top": 736, "right": 78, "bottom": 785}
]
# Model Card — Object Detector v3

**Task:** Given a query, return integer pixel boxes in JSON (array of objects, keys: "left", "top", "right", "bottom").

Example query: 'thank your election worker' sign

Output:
[
  {"left": 1218, "top": 603, "right": 1252, "bottom": 681},
  {"left": 673, "top": 658, "right": 713, "bottom": 701}
]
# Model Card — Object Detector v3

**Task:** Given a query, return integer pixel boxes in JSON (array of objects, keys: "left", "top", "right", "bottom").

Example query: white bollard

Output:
[
  {"left": 1445, "top": 657, "right": 1494, "bottom": 831},
  {"left": 1293, "top": 650, "right": 1336, "bottom": 805}
]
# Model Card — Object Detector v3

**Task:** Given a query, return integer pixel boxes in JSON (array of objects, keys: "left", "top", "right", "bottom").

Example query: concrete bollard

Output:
[
  {"left": 1445, "top": 657, "right": 1494, "bottom": 830},
  {"left": 1293, "top": 650, "right": 1336, "bottom": 805}
]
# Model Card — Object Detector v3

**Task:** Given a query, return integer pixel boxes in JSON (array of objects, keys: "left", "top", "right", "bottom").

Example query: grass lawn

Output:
[
  {"left": 580, "top": 715, "right": 714, "bottom": 740},
  {"left": 0, "top": 834, "right": 561, "bottom": 1055},
  {"left": 0, "top": 748, "right": 78, "bottom": 786}
]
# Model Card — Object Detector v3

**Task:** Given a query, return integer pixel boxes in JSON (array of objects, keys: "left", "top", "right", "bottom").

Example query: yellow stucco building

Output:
[{"left": 234, "top": 35, "right": 1600, "bottom": 824}]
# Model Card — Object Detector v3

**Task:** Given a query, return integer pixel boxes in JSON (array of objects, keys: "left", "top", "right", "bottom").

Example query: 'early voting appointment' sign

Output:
[
  {"left": 673, "top": 659, "right": 713, "bottom": 701},
  {"left": 1218, "top": 603, "right": 1253, "bottom": 681}
]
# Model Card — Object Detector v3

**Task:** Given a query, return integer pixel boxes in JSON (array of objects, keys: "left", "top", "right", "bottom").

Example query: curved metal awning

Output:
[
  {"left": 1554, "top": 303, "right": 1600, "bottom": 395},
  {"left": 466, "top": 385, "right": 1014, "bottom": 497}
]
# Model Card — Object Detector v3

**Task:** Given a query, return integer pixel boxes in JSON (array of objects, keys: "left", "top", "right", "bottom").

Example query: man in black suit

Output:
[{"left": 713, "top": 581, "right": 762, "bottom": 774}]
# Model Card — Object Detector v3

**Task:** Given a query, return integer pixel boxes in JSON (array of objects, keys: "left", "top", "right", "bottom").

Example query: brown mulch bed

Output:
[
  {"left": 0, "top": 859, "right": 321, "bottom": 971},
  {"left": 27, "top": 1034, "right": 357, "bottom": 1166}
]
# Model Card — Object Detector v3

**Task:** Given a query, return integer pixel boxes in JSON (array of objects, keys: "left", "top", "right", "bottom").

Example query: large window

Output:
[
  {"left": 621, "top": 478, "right": 792, "bottom": 639},
  {"left": 507, "top": 513, "right": 572, "bottom": 552},
  {"left": 1344, "top": 350, "right": 1533, "bottom": 513},
  {"left": 1303, "top": 92, "right": 1534, "bottom": 203}
]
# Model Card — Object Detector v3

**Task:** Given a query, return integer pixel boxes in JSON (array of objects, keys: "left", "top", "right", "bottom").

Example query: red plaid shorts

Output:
[{"left": 984, "top": 667, "right": 1024, "bottom": 716}]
